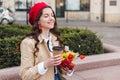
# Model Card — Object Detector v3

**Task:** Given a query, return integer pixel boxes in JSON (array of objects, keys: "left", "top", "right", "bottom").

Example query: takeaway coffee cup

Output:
[{"left": 53, "top": 46, "right": 63, "bottom": 56}]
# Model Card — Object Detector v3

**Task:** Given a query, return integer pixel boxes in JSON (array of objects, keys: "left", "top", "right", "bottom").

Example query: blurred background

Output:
[
  {"left": 0, "top": 0, "right": 120, "bottom": 24},
  {"left": 0, "top": 1, "right": 120, "bottom": 80}
]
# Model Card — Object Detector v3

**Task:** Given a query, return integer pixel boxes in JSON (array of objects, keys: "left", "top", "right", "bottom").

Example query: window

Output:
[
  {"left": 65, "top": 0, "right": 90, "bottom": 11},
  {"left": 65, "top": 0, "right": 80, "bottom": 10},
  {"left": 0, "top": 8, "right": 3, "bottom": 13},
  {"left": 15, "top": 0, "right": 34, "bottom": 11},
  {"left": 80, "top": 0, "right": 90, "bottom": 11},
  {"left": 110, "top": 0, "right": 117, "bottom": 6}
]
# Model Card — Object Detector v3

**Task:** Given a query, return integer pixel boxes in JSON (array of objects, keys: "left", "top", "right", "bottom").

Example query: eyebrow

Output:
[{"left": 43, "top": 13, "right": 54, "bottom": 16}]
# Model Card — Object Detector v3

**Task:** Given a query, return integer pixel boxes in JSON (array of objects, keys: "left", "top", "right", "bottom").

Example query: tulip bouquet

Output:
[
  {"left": 58, "top": 52, "right": 86, "bottom": 71},
  {"left": 58, "top": 51, "right": 76, "bottom": 70}
]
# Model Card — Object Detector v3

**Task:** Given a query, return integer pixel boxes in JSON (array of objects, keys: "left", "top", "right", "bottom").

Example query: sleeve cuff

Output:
[
  {"left": 66, "top": 69, "right": 74, "bottom": 76},
  {"left": 37, "top": 62, "right": 48, "bottom": 75}
]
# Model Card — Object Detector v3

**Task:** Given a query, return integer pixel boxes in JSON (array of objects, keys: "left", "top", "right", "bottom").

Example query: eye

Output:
[
  {"left": 43, "top": 13, "right": 54, "bottom": 18},
  {"left": 44, "top": 14, "right": 49, "bottom": 18}
]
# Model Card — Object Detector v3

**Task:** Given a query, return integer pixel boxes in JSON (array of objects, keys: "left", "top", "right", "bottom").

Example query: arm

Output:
[{"left": 19, "top": 38, "right": 40, "bottom": 80}]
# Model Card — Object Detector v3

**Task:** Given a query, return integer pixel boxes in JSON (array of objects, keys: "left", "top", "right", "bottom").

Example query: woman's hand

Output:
[
  {"left": 60, "top": 66, "right": 74, "bottom": 75},
  {"left": 44, "top": 54, "right": 62, "bottom": 68}
]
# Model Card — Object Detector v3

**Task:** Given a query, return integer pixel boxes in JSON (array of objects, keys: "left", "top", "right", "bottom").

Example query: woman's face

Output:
[{"left": 39, "top": 8, "right": 55, "bottom": 30}]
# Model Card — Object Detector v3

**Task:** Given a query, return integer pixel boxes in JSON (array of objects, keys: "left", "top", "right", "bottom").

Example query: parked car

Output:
[{"left": 0, "top": 7, "right": 16, "bottom": 24}]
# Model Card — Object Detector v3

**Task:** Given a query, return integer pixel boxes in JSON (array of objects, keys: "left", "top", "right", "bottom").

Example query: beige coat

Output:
[{"left": 19, "top": 33, "right": 60, "bottom": 80}]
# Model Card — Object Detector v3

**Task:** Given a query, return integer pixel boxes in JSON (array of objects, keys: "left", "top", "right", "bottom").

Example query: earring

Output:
[{"left": 38, "top": 24, "right": 42, "bottom": 30}]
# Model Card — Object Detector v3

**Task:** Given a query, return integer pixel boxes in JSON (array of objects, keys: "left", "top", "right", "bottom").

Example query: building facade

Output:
[{"left": 0, "top": 0, "right": 120, "bottom": 23}]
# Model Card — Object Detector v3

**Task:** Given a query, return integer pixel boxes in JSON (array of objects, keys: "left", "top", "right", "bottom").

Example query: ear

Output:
[{"left": 38, "top": 24, "right": 42, "bottom": 30}]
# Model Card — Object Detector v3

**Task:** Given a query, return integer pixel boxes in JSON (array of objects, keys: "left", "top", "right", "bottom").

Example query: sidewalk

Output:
[{"left": 57, "top": 18, "right": 120, "bottom": 28}]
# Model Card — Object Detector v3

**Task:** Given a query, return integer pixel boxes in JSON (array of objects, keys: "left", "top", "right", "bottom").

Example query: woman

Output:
[{"left": 19, "top": 2, "right": 72, "bottom": 80}]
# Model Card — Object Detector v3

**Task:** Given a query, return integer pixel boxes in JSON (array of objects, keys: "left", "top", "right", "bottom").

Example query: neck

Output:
[{"left": 41, "top": 30, "right": 50, "bottom": 39}]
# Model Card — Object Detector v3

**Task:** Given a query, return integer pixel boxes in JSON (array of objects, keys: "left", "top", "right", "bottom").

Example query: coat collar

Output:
[{"left": 38, "top": 33, "right": 57, "bottom": 43}]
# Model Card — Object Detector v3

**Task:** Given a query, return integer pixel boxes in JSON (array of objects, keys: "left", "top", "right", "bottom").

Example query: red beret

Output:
[{"left": 29, "top": 2, "right": 49, "bottom": 25}]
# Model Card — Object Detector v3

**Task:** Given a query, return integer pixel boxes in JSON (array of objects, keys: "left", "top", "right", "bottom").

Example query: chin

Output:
[{"left": 49, "top": 26, "right": 54, "bottom": 29}]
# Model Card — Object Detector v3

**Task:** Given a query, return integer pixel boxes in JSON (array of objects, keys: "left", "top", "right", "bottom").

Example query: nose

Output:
[{"left": 49, "top": 16, "right": 55, "bottom": 21}]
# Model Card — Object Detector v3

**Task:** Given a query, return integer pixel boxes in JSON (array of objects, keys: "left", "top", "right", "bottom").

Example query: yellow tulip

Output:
[
  {"left": 62, "top": 52, "right": 69, "bottom": 59},
  {"left": 71, "top": 52, "right": 75, "bottom": 58},
  {"left": 62, "top": 57, "right": 65, "bottom": 61}
]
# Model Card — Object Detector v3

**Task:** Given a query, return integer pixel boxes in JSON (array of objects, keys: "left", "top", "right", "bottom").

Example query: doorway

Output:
[{"left": 56, "top": 0, "right": 65, "bottom": 17}]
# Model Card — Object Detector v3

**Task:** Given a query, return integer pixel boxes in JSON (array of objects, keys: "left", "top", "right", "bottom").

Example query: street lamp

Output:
[
  {"left": 26, "top": 0, "right": 28, "bottom": 25},
  {"left": 102, "top": 0, "right": 105, "bottom": 22}
]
